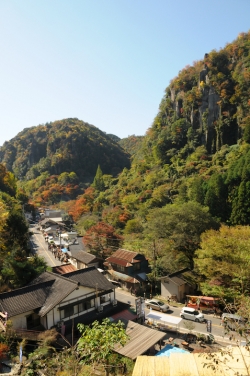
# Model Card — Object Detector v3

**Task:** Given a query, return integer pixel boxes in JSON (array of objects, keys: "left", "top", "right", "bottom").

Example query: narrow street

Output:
[{"left": 29, "top": 224, "right": 62, "bottom": 267}]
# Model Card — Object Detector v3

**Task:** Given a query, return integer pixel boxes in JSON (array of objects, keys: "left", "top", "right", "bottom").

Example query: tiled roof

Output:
[
  {"left": 0, "top": 268, "right": 115, "bottom": 319},
  {"left": 63, "top": 267, "right": 115, "bottom": 290},
  {"left": 72, "top": 250, "right": 98, "bottom": 264},
  {"left": 68, "top": 237, "right": 85, "bottom": 253},
  {"left": 28, "top": 272, "right": 79, "bottom": 316},
  {"left": 0, "top": 280, "right": 54, "bottom": 317}
]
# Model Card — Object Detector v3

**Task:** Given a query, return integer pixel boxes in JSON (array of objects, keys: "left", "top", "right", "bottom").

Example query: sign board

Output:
[
  {"left": 135, "top": 297, "right": 141, "bottom": 317},
  {"left": 206, "top": 319, "right": 212, "bottom": 333},
  {"left": 135, "top": 297, "right": 145, "bottom": 318}
]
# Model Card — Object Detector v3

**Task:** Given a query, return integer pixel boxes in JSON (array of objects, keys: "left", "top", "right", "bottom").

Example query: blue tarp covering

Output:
[
  {"left": 156, "top": 345, "right": 189, "bottom": 357},
  {"left": 61, "top": 248, "right": 68, "bottom": 253}
]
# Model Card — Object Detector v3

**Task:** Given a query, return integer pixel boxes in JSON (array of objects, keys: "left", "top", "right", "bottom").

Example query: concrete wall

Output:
[
  {"left": 10, "top": 311, "right": 34, "bottom": 329},
  {"left": 161, "top": 281, "right": 179, "bottom": 300}
]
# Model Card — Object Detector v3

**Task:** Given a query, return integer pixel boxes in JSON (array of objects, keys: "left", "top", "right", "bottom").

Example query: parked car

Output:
[
  {"left": 180, "top": 307, "right": 205, "bottom": 322},
  {"left": 221, "top": 313, "right": 246, "bottom": 331},
  {"left": 145, "top": 299, "right": 170, "bottom": 313}
]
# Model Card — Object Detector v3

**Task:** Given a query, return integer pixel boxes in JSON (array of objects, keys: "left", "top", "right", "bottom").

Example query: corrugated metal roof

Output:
[
  {"left": 111, "top": 309, "right": 138, "bottom": 322},
  {"left": 107, "top": 270, "right": 140, "bottom": 283},
  {"left": 132, "top": 346, "right": 250, "bottom": 376},
  {"left": 105, "top": 256, "right": 132, "bottom": 267},
  {"left": 52, "top": 264, "right": 77, "bottom": 274},
  {"left": 170, "top": 276, "right": 186, "bottom": 286},
  {"left": 108, "top": 249, "right": 139, "bottom": 262},
  {"left": 114, "top": 320, "right": 165, "bottom": 360}
]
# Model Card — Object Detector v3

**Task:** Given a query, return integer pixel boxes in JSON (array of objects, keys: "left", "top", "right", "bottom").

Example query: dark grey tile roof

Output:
[
  {"left": 72, "top": 250, "right": 99, "bottom": 264},
  {"left": 68, "top": 237, "right": 85, "bottom": 253},
  {"left": 29, "top": 272, "right": 79, "bottom": 316},
  {"left": 63, "top": 267, "right": 115, "bottom": 291},
  {"left": 0, "top": 268, "right": 114, "bottom": 319},
  {"left": 0, "top": 280, "right": 53, "bottom": 317}
]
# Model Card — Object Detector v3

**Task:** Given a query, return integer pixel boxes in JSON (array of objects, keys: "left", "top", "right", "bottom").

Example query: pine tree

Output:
[{"left": 92, "top": 165, "right": 105, "bottom": 191}]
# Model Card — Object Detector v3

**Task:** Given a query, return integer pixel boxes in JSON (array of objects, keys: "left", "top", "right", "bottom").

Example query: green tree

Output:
[
  {"left": 77, "top": 318, "right": 128, "bottom": 376},
  {"left": 230, "top": 181, "right": 250, "bottom": 225},
  {"left": 146, "top": 202, "right": 219, "bottom": 269},
  {"left": 195, "top": 225, "right": 250, "bottom": 300},
  {"left": 1, "top": 254, "right": 48, "bottom": 289},
  {"left": 92, "top": 165, "right": 105, "bottom": 192},
  {"left": 124, "top": 218, "right": 144, "bottom": 234},
  {"left": 204, "top": 174, "right": 228, "bottom": 221}
]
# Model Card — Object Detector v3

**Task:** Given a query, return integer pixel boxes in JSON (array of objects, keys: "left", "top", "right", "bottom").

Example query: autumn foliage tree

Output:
[
  {"left": 0, "top": 343, "right": 9, "bottom": 363},
  {"left": 83, "top": 222, "right": 123, "bottom": 257}
]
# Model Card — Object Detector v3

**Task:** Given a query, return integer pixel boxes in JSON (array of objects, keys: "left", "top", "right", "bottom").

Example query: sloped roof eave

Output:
[{"left": 39, "top": 284, "right": 78, "bottom": 317}]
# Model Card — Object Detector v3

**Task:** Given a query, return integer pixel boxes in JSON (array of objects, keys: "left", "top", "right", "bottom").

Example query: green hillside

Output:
[{"left": 0, "top": 118, "right": 131, "bottom": 204}]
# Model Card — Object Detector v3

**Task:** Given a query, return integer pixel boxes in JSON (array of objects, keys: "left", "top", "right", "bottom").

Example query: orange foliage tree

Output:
[
  {"left": 83, "top": 222, "right": 123, "bottom": 258},
  {"left": 0, "top": 343, "right": 9, "bottom": 362}
]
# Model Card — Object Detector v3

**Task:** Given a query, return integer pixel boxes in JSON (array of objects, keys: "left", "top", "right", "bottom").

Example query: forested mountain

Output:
[
  {"left": 118, "top": 135, "right": 144, "bottom": 156},
  {"left": 0, "top": 32, "right": 250, "bottom": 299},
  {"left": 97, "top": 31, "right": 250, "bottom": 226},
  {"left": 71, "top": 31, "right": 250, "bottom": 294},
  {"left": 0, "top": 118, "right": 131, "bottom": 205}
]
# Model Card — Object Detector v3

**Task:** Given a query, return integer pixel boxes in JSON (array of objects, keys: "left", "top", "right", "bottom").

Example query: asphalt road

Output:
[
  {"left": 29, "top": 224, "right": 62, "bottom": 267},
  {"left": 115, "top": 289, "right": 239, "bottom": 343}
]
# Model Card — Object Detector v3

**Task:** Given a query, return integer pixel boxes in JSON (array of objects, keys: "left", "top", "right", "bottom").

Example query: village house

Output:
[
  {"left": 0, "top": 267, "right": 117, "bottom": 333},
  {"left": 104, "top": 249, "right": 150, "bottom": 292},
  {"left": 39, "top": 218, "right": 66, "bottom": 237},
  {"left": 160, "top": 268, "right": 196, "bottom": 303},
  {"left": 66, "top": 237, "right": 102, "bottom": 270}
]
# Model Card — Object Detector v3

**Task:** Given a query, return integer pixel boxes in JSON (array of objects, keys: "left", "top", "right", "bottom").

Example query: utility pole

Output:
[{"left": 153, "top": 239, "right": 156, "bottom": 281}]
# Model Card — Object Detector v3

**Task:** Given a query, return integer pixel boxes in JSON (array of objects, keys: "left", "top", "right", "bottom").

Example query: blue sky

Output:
[{"left": 0, "top": 0, "right": 249, "bottom": 146}]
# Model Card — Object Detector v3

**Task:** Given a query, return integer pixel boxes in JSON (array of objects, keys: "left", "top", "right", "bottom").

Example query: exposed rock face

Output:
[{"left": 167, "top": 52, "right": 240, "bottom": 154}]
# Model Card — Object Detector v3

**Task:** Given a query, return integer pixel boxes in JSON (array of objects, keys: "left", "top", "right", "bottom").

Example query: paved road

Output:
[
  {"left": 29, "top": 224, "right": 62, "bottom": 268},
  {"left": 115, "top": 289, "right": 239, "bottom": 343}
]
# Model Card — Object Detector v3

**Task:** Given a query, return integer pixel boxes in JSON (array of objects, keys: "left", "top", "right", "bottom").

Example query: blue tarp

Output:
[
  {"left": 61, "top": 248, "right": 68, "bottom": 253},
  {"left": 156, "top": 345, "right": 189, "bottom": 357}
]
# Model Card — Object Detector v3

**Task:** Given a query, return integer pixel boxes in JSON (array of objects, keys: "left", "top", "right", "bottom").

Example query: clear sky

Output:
[{"left": 0, "top": 0, "right": 249, "bottom": 146}]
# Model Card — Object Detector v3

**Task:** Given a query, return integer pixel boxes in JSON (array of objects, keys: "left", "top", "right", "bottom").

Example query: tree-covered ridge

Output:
[
  {"left": 118, "top": 135, "right": 144, "bottom": 157},
  {"left": 0, "top": 118, "right": 131, "bottom": 204},
  {"left": 0, "top": 163, "right": 46, "bottom": 291}
]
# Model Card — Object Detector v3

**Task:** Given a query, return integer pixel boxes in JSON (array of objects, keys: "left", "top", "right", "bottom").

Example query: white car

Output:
[
  {"left": 180, "top": 307, "right": 205, "bottom": 322},
  {"left": 145, "top": 299, "right": 170, "bottom": 313}
]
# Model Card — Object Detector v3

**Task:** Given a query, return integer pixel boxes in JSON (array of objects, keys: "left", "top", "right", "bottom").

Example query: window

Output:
[
  {"left": 100, "top": 295, "right": 106, "bottom": 304},
  {"left": 78, "top": 299, "right": 94, "bottom": 313},
  {"left": 61, "top": 306, "right": 74, "bottom": 319},
  {"left": 117, "top": 265, "right": 125, "bottom": 272},
  {"left": 61, "top": 299, "right": 95, "bottom": 319},
  {"left": 133, "top": 263, "right": 140, "bottom": 271}
]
